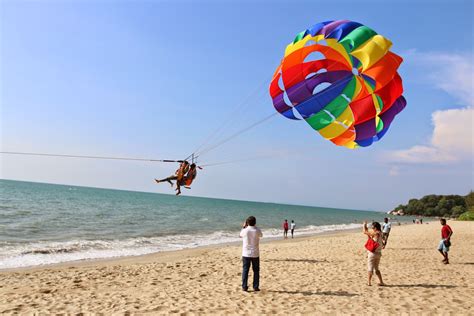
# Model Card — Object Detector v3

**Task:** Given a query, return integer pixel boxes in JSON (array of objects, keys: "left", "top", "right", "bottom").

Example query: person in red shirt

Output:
[
  {"left": 283, "top": 219, "right": 289, "bottom": 239},
  {"left": 438, "top": 218, "right": 453, "bottom": 264}
]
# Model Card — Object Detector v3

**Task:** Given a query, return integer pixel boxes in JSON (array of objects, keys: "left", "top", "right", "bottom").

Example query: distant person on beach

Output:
[
  {"left": 438, "top": 218, "right": 453, "bottom": 264},
  {"left": 363, "top": 221, "right": 385, "bottom": 286},
  {"left": 283, "top": 219, "right": 289, "bottom": 239},
  {"left": 420, "top": 218, "right": 423, "bottom": 224},
  {"left": 155, "top": 161, "right": 190, "bottom": 195},
  {"left": 239, "top": 216, "right": 263, "bottom": 292},
  {"left": 290, "top": 220, "right": 296, "bottom": 238},
  {"left": 382, "top": 218, "right": 391, "bottom": 248}
]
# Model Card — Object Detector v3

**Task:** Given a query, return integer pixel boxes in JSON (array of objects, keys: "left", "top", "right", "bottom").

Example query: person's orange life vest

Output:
[
  {"left": 176, "top": 164, "right": 189, "bottom": 182},
  {"left": 183, "top": 169, "right": 197, "bottom": 187}
]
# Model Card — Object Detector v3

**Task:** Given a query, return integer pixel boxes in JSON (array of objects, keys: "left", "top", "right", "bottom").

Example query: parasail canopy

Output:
[{"left": 270, "top": 20, "right": 406, "bottom": 149}]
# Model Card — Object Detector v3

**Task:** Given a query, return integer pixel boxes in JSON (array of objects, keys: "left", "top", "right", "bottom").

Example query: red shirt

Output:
[
  {"left": 441, "top": 225, "right": 452, "bottom": 239},
  {"left": 283, "top": 222, "right": 289, "bottom": 230}
]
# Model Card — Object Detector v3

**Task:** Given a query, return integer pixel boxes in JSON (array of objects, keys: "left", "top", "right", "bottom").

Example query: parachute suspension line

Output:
[
  {"left": 190, "top": 77, "right": 272, "bottom": 157},
  {"left": 192, "top": 66, "right": 323, "bottom": 160},
  {"left": 195, "top": 112, "right": 278, "bottom": 158},
  {"left": 198, "top": 154, "right": 276, "bottom": 167},
  {"left": 193, "top": 70, "right": 316, "bottom": 159},
  {"left": 3, "top": 62, "right": 315, "bottom": 166},
  {"left": 0, "top": 151, "right": 184, "bottom": 163},
  {"left": 183, "top": 152, "right": 197, "bottom": 163},
  {"left": 213, "top": 90, "right": 270, "bottom": 145},
  {"left": 183, "top": 77, "right": 272, "bottom": 165}
]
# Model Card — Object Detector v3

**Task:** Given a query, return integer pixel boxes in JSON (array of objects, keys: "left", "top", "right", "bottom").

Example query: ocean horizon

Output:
[{"left": 0, "top": 179, "right": 405, "bottom": 269}]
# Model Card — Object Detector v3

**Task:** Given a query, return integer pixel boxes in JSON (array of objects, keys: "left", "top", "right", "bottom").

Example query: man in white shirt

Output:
[
  {"left": 290, "top": 220, "right": 296, "bottom": 238},
  {"left": 382, "top": 217, "right": 392, "bottom": 248},
  {"left": 239, "top": 216, "right": 263, "bottom": 292}
]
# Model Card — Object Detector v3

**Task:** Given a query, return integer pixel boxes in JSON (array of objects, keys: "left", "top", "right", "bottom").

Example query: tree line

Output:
[{"left": 394, "top": 191, "right": 474, "bottom": 219}]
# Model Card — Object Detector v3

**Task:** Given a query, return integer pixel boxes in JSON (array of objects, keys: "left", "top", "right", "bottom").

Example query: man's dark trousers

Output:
[{"left": 242, "top": 256, "right": 259, "bottom": 290}]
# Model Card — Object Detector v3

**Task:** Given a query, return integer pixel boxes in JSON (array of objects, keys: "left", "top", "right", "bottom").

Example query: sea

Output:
[{"left": 0, "top": 179, "right": 399, "bottom": 269}]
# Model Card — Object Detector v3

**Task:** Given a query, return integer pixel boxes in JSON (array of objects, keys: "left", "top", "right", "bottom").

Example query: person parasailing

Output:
[
  {"left": 155, "top": 160, "right": 189, "bottom": 187},
  {"left": 175, "top": 163, "right": 198, "bottom": 195}
]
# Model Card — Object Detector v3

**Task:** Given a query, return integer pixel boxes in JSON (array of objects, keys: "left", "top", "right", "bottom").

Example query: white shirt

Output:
[
  {"left": 290, "top": 222, "right": 296, "bottom": 229},
  {"left": 382, "top": 222, "right": 392, "bottom": 233},
  {"left": 240, "top": 226, "right": 263, "bottom": 258}
]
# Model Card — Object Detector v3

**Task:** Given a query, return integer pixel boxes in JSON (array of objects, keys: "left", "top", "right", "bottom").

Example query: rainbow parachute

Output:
[{"left": 270, "top": 20, "right": 406, "bottom": 149}]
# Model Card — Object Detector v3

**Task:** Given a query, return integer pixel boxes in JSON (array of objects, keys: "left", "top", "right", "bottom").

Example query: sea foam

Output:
[{"left": 0, "top": 223, "right": 361, "bottom": 269}]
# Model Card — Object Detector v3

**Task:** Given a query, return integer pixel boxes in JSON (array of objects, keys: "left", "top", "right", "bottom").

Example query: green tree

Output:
[
  {"left": 424, "top": 208, "right": 435, "bottom": 217},
  {"left": 459, "top": 210, "right": 474, "bottom": 221},
  {"left": 395, "top": 192, "right": 470, "bottom": 217},
  {"left": 421, "top": 194, "right": 441, "bottom": 209},
  {"left": 436, "top": 197, "right": 454, "bottom": 217},
  {"left": 394, "top": 204, "right": 404, "bottom": 211},
  {"left": 465, "top": 191, "right": 474, "bottom": 208},
  {"left": 452, "top": 205, "right": 466, "bottom": 217}
]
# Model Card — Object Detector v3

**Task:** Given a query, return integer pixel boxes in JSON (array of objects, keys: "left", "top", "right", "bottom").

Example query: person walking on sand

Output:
[
  {"left": 290, "top": 220, "right": 296, "bottom": 238},
  {"left": 240, "top": 216, "right": 263, "bottom": 292},
  {"left": 363, "top": 221, "right": 385, "bottom": 286},
  {"left": 438, "top": 218, "right": 453, "bottom": 264},
  {"left": 283, "top": 219, "right": 289, "bottom": 239},
  {"left": 382, "top": 217, "right": 391, "bottom": 248}
]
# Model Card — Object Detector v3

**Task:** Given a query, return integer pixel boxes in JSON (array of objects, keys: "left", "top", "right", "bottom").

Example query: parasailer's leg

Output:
[{"left": 155, "top": 176, "right": 177, "bottom": 187}]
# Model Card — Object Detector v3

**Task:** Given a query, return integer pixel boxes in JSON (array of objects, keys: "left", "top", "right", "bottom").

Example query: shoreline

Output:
[
  {"left": 1, "top": 226, "right": 364, "bottom": 273},
  {"left": 2, "top": 219, "right": 420, "bottom": 272}
]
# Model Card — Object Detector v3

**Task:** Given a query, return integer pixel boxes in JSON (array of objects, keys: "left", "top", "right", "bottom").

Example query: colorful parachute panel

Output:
[{"left": 270, "top": 20, "right": 406, "bottom": 149}]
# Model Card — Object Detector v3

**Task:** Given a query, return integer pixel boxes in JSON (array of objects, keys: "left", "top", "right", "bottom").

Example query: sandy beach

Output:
[{"left": 1, "top": 221, "right": 473, "bottom": 314}]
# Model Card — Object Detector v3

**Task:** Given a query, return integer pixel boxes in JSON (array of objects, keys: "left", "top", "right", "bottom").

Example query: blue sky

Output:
[{"left": 1, "top": 0, "right": 473, "bottom": 211}]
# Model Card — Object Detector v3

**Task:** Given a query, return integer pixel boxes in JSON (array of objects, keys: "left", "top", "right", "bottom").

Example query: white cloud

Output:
[
  {"left": 403, "top": 51, "right": 474, "bottom": 107},
  {"left": 388, "top": 52, "right": 474, "bottom": 165},
  {"left": 390, "top": 106, "right": 473, "bottom": 164},
  {"left": 431, "top": 107, "right": 473, "bottom": 151}
]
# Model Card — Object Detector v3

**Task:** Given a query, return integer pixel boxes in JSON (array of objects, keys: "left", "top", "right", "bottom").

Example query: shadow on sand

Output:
[
  {"left": 385, "top": 284, "right": 456, "bottom": 289},
  {"left": 267, "top": 290, "right": 358, "bottom": 297},
  {"left": 460, "top": 262, "right": 474, "bottom": 265},
  {"left": 392, "top": 248, "right": 430, "bottom": 250},
  {"left": 265, "top": 259, "right": 326, "bottom": 264}
]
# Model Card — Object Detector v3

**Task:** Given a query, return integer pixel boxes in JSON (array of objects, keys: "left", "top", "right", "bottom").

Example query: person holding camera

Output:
[
  {"left": 239, "top": 216, "right": 263, "bottom": 292},
  {"left": 363, "top": 221, "right": 385, "bottom": 286}
]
